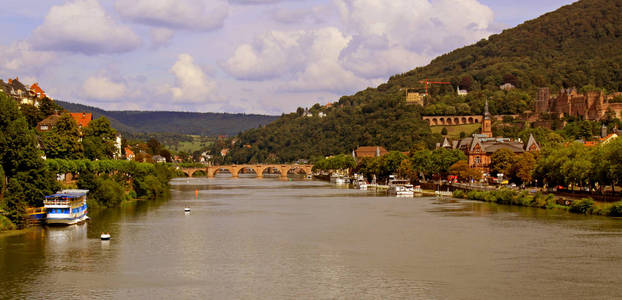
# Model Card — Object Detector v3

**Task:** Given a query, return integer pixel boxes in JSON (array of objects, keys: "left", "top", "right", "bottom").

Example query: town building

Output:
[
  {"left": 354, "top": 146, "right": 388, "bottom": 159},
  {"left": 405, "top": 89, "right": 424, "bottom": 105},
  {"left": 437, "top": 100, "right": 540, "bottom": 174},
  {"left": 69, "top": 112, "right": 92, "bottom": 132},
  {"left": 152, "top": 155, "right": 166, "bottom": 163},
  {"left": 124, "top": 148, "right": 135, "bottom": 160},
  {"left": 36, "top": 114, "right": 63, "bottom": 132},
  {"left": 535, "top": 87, "right": 622, "bottom": 120}
]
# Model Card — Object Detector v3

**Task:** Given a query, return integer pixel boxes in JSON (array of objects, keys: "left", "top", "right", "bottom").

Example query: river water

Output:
[{"left": 1, "top": 178, "right": 621, "bottom": 299}]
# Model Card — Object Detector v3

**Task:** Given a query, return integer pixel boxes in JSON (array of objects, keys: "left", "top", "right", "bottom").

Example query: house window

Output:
[
  {"left": 40, "top": 125, "right": 48, "bottom": 131},
  {"left": 475, "top": 156, "right": 481, "bottom": 165}
]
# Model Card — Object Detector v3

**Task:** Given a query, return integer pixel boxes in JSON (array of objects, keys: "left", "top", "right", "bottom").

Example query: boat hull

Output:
[{"left": 46, "top": 213, "right": 89, "bottom": 225}]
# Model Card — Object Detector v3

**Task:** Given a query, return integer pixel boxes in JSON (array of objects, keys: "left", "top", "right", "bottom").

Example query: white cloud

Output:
[
  {"left": 168, "top": 54, "right": 216, "bottom": 103},
  {"left": 30, "top": 0, "right": 141, "bottom": 55},
  {"left": 336, "top": 0, "right": 494, "bottom": 78},
  {"left": 224, "top": 28, "right": 374, "bottom": 93},
  {"left": 83, "top": 76, "right": 127, "bottom": 100},
  {"left": 0, "top": 41, "right": 56, "bottom": 76},
  {"left": 115, "top": 0, "right": 228, "bottom": 31},
  {"left": 224, "top": 0, "right": 494, "bottom": 95},
  {"left": 150, "top": 28, "right": 175, "bottom": 47},
  {"left": 229, "top": 0, "right": 283, "bottom": 4}
]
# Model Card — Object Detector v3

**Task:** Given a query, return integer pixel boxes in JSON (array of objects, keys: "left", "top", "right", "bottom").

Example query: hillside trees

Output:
[
  {"left": 0, "top": 93, "right": 59, "bottom": 225},
  {"left": 40, "top": 114, "right": 83, "bottom": 159},
  {"left": 83, "top": 117, "right": 117, "bottom": 160}
]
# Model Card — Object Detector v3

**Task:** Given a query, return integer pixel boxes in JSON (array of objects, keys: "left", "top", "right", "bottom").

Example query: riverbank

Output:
[
  {"left": 452, "top": 189, "right": 622, "bottom": 217},
  {"left": 0, "top": 215, "right": 16, "bottom": 232}
]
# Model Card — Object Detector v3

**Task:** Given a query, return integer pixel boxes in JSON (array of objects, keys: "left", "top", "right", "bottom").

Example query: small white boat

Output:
[
  {"left": 388, "top": 179, "right": 414, "bottom": 197},
  {"left": 100, "top": 233, "right": 111, "bottom": 240},
  {"left": 184, "top": 207, "right": 191, "bottom": 213},
  {"left": 353, "top": 178, "right": 368, "bottom": 190}
]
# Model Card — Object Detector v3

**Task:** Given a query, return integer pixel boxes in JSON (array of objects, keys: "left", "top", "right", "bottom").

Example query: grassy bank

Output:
[{"left": 453, "top": 189, "right": 622, "bottom": 217}]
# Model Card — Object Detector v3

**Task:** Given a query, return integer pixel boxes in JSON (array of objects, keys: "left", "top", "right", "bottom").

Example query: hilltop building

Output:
[
  {"left": 405, "top": 89, "right": 424, "bottom": 105},
  {"left": 535, "top": 87, "right": 622, "bottom": 120},
  {"left": 437, "top": 100, "right": 540, "bottom": 174},
  {"left": 0, "top": 78, "right": 52, "bottom": 107}
]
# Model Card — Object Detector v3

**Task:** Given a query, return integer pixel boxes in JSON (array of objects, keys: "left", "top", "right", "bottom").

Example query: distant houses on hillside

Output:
[{"left": 0, "top": 77, "right": 50, "bottom": 107}]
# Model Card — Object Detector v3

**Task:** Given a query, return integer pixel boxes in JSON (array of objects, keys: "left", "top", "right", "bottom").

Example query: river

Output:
[{"left": 1, "top": 178, "right": 621, "bottom": 299}]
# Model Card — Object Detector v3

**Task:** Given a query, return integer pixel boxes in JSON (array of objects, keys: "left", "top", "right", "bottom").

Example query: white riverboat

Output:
[
  {"left": 44, "top": 189, "right": 89, "bottom": 225},
  {"left": 387, "top": 179, "right": 414, "bottom": 197},
  {"left": 330, "top": 174, "right": 346, "bottom": 185},
  {"left": 353, "top": 178, "right": 368, "bottom": 190}
]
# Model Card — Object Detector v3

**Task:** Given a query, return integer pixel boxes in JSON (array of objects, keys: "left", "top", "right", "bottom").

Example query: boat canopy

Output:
[{"left": 45, "top": 189, "right": 88, "bottom": 199}]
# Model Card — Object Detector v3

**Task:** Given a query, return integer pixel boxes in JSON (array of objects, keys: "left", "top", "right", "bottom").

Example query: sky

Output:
[{"left": 0, "top": 0, "right": 575, "bottom": 115}]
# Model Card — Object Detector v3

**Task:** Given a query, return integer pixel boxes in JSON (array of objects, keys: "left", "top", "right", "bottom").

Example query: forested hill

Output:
[
  {"left": 224, "top": 0, "right": 622, "bottom": 163},
  {"left": 388, "top": 0, "right": 622, "bottom": 93},
  {"left": 56, "top": 100, "right": 278, "bottom": 136}
]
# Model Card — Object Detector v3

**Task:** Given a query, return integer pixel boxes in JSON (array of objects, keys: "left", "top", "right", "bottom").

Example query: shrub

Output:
[
  {"left": 608, "top": 202, "right": 622, "bottom": 217},
  {"left": 569, "top": 198, "right": 595, "bottom": 214},
  {"left": 453, "top": 190, "right": 465, "bottom": 198},
  {"left": 91, "top": 177, "right": 126, "bottom": 208},
  {"left": 0, "top": 215, "right": 16, "bottom": 232}
]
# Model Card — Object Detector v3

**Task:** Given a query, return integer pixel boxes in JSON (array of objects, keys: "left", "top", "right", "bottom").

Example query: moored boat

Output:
[
  {"left": 44, "top": 189, "right": 89, "bottom": 225},
  {"left": 100, "top": 233, "right": 111, "bottom": 240},
  {"left": 387, "top": 179, "right": 414, "bottom": 197}
]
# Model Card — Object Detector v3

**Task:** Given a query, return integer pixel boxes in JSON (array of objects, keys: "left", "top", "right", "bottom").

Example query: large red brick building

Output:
[{"left": 438, "top": 100, "right": 540, "bottom": 175}]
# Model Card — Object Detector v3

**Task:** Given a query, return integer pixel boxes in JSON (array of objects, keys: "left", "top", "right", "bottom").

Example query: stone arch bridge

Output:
[{"left": 179, "top": 164, "right": 313, "bottom": 179}]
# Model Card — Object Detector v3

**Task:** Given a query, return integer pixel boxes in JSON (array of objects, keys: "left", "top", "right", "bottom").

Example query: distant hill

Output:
[
  {"left": 56, "top": 100, "right": 278, "bottom": 136},
  {"left": 224, "top": 0, "right": 622, "bottom": 163}
]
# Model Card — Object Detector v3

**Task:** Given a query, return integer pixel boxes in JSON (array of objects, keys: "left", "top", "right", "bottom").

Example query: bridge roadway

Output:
[{"left": 180, "top": 164, "right": 313, "bottom": 179}]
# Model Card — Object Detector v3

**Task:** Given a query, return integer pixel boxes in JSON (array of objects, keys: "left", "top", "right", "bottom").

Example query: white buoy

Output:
[{"left": 100, "top": 232, "right": 111, "bottom": 240}]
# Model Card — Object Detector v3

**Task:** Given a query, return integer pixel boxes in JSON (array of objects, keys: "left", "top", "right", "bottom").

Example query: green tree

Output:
[
  {"left": 449, "top": 160, "right": 482, "bottom": 182},
  {"left": 490, "top": 149, "right": 517, "bottom": 177},
  {"left": 40, "top": 114, "right": 83, "bottom": 159},
  {"left": 82, "top": 117, "right": 117, "bottom": 160},
  {"left": 0, "top": 93, "right": 59, "bottom": 223},
  {"left": 512, "top": 152, "right": 536, "bottom": 185}
]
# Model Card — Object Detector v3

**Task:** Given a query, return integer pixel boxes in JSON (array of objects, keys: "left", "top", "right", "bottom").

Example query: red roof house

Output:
[{"left": 70, "top": 113, "right": 93, "bottom": 130}]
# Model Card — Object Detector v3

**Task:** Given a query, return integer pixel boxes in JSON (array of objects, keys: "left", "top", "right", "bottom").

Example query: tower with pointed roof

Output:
[{"left": 481, "top": 99, "right": 493, "bottom": 138}]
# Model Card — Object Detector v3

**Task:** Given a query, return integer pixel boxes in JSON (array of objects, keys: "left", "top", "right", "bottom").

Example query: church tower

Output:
[{"left": 481, "top": 99, "right": 493, "bottom": 138}]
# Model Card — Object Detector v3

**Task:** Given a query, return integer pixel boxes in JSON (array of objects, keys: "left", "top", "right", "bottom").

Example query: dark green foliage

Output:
[
  {"left": 40, "top": 114, "right": 83, "bottom": 159},
  {"left": 0, "top": 92, "right": 60, "bottom": 226},
  {"left": 82, "top": 117, "right": 117, "bottom": 160},
  {"left": 569, "top": 198, "right": 595, "bottom": 214},
  {"left": 608, "top": 203, "right": 622, "bottom": 217},
  {"left": 90, "top": 177, "right": 126, "bottom": 208},
  {"left": 441, "top": 127, "right": 448, "bottom": 135}
]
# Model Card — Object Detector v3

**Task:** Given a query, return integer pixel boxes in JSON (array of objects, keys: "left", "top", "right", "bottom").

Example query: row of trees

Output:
[
  {"left": 536, "top": 140, "right": 622, "bottom": 192},
  {"left": 312, "top": 148, "right": 467, "bottom": 183}
]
